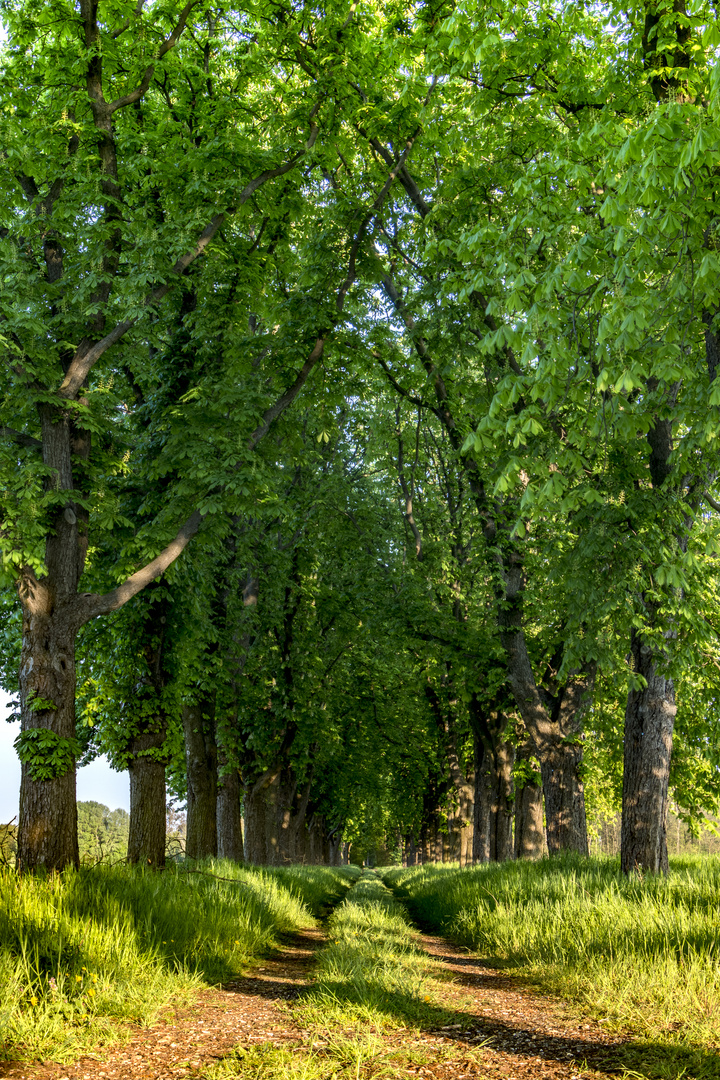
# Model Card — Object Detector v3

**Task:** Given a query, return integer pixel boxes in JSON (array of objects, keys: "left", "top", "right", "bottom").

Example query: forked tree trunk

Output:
[
  {"left": 217, "top": 760, "right": 244, "bottom": 861},
  {"left": 127, "top": 726, "right": 167, "bottom": 868},
  {"left": 183, "top": 699, "right": 218, "bottom": 860},
  {"left": 621, "top": 626, "right": 675, "bottom": 874},
  {"left": 495, "top": 560, "right": 592, "bottom": 855}
]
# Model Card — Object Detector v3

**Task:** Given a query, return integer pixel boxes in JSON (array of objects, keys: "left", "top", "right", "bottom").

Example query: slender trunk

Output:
[
  {"left": 127, "top": 725, "right": 167, "bottom": 867},
  {"left": 472, "top": 738, "right": 491, "bottom": 863},
  {"left": 183, "top": 699, "right": 218, "bottom": 860},
  {"left": 621, "top": 625, "right": 675, "bottom": 874}
]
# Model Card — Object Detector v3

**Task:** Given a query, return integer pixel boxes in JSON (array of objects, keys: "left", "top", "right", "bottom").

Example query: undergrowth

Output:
[
  {"left": 0, "top": 860, "right": 356, "bottom": 1064},
  {"left": 383, "top": 854, "right": 720, "bottom": 1076}
]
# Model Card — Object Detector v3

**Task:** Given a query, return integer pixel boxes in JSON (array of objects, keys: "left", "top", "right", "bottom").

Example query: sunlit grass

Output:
[
  {"left": 0, "top": 861, "right": 356, "bottom": 1063},
  {"left": 383, "top": 854, "right": 720, "bottom": 1055}
]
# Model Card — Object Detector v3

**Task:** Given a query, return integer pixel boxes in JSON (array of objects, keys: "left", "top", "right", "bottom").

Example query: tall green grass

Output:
[
  {"left": 0, "top": 861, "right": 355, "bottom": 1063},
  {"left": 383, "top": 855, "right": 720, "bottom": 1050}
]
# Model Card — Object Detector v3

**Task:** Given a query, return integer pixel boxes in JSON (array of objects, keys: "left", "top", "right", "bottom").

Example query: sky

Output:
[{"left": 0, "top": 691, "right": 130, "bottom": 824}]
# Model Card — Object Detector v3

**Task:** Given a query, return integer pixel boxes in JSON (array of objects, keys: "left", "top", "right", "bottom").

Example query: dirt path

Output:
[
  {"left": 411, "top": 933, "right": 626, "bottom": 1079},
  {"left": 0, "top": 929, "right": 324, "bottom": 1080},
  {"left": 1, "top": 919, "right": 634, "bottom": 1080}
]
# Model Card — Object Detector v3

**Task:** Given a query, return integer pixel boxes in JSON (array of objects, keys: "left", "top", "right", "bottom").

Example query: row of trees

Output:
[{"left": 2, "top": 0, "right": 720, "bottom": 874}]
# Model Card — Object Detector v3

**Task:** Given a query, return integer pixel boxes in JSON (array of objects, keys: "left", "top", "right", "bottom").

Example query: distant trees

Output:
[{"left": 76, "top": 802, "right": 129, "bottom": 863}]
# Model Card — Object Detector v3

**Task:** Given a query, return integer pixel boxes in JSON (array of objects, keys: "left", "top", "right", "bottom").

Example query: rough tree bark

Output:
[
  {"left": 126, "top": 589, "right": 173, "bottom": 868},
  {"left": 621, "top": 623, "right": 675, "bottom": 874},
  {"left": 491, "top": 552, "right": 593, "bottom": 856},
  {"left": 514, "top": 730, "right": 544, "bottom": 859},
  {"left": 216, "top": 753, "right": 244, "bottom": 861},
  {"left": 127, "top": 735, "right": 167, "bottom": 868},
  {"left": 470, "top": 699, "right": 515, "bottom": 863},
  {"left": 183, "top": 697, "right": 218, "bottom": 860}
]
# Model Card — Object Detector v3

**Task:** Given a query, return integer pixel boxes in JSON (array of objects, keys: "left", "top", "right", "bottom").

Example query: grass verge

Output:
[
  {"left": 0, "top": 861, "right": 356, "bottom": 1064},
  {"left": 383, "top": 854, "right": 720, "bottom": 1079}
]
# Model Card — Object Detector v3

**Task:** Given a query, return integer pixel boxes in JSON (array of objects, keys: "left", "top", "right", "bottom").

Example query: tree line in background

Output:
[{"left": 2, "top": 0, "right": 720, "bottom": 875}]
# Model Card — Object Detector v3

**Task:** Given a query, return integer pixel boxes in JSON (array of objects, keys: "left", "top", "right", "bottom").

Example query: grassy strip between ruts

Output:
[
  {"left": 383, "top": 854, "right": 720, "bottom": 1080},
  {"left": 0, "top": 861, "right": 359, "bottom": 1064},
  {"left": 203, "top": 869, "right": 480, "bottom": 1080}
]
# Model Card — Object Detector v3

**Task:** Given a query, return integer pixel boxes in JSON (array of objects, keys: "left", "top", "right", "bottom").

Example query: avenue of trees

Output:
[{"left": 2, "top": 0, "right": 720, "bottom": 874}]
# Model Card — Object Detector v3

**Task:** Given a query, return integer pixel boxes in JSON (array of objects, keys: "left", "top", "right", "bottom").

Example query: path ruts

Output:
[
  {"left": 411, "top": 932, "right": 626, "bottom": 1079},
  {"left": 2, "top": 873, "right": 629, "bottom": 1080}
]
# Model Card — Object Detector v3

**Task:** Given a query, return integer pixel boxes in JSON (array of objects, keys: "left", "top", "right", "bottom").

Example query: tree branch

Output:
[
  {"left": 247, "top": 335, "right": 327, "bottom": 449},
  {"left": 58, "top": 106, "right": 322, "bottom": 401},
  {"left": 108, "top": 1, "right": 199, "bottom": 113},
  {"left": 77, "top": 509, "right": 204, "bottom": 624},
  {"left": 0, "top": 427, "right": 42, "bottom": 451}
]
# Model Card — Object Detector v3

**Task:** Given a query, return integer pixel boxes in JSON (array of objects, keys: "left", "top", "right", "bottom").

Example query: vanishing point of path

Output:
[{"left": 1, "top": 903, "right": 629, "bottom": 1080}]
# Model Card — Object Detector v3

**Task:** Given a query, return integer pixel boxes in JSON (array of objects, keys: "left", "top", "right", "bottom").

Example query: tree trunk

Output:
[
  {"left": 490, "top": 740, "right": 515, "bottom": 861},
  {"left": 217, "top": 760, "right": 244, "bottom": 861},
  {"left": 538, "top": 738, "right": 588, "bottom": 856},
  {"left": 514, "top": 737, "right": 544, "bottom": 859},
  {"left": 16, "top": 603, "right": 80, "bottom": 872},
  {"left": 244, "top": 776, "right": 271, "bottom": 864},
  {"left": 127, "top": 726, "right": 167, "bottom": 868},
  {"left": 621, "top": 626, "right": 675, "bottom": 874},
  {"left": 183, "top": 699, "right": 218, "bottom": 860},
  {"left": 470, "top": 699, "right": 514, "bottom": 863}
]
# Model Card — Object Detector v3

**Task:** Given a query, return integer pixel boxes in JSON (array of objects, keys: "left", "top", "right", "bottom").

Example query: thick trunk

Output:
[
  {"left": 621, "top": 627, "right": 675, "bottom": 874},
  {"left": 16, "top": 406, "right": 87, "bottom": 872},
  {"left": 471, "top": 730, "right": 515, "bottom": 863},
  {"left": 490, "top": 542, "right": 593, "bottom": 857},
  {"left": 16, "top": 603, "right": 80, "bottom": 871},
  {"left": 470, "top": 701, "right": 514, "bottom": 863},
  {"left": 539, "top": 739, "right": 588, "bottom": 856},
  {"left": 514, "top": 737, "right": 544, "bottom": 859},
  {"left": 128, "top": 727, "right": 167, "bottom": 867},
  {"left": 217, "top": 761, "right": 244, "bottom": 861},
  {"left": 243, "top": 782, "right": 266, "bottom": 864},
  {"left": 183, "top": 699, "right": 218, "bottom": 860}
]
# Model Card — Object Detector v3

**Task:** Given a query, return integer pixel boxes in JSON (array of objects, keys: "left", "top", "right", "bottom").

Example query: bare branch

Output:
[{"left": 77, "top": 509, "right": 203, "bottom": 624}]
